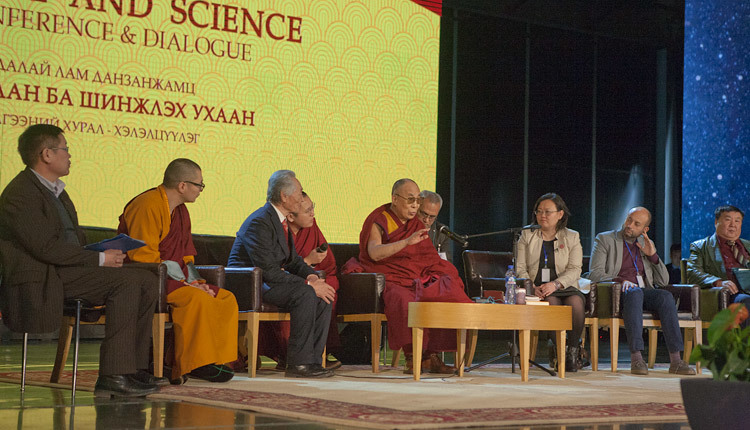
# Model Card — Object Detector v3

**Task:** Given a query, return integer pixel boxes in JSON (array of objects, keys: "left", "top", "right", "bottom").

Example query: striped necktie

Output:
[{"left": 728, "top": 240, "right": 750, "bottom": 268}]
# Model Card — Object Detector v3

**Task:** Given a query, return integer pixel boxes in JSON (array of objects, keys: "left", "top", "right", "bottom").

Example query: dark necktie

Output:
[{"left": 728, "top": 240, "right": 750, "bottom": 268}]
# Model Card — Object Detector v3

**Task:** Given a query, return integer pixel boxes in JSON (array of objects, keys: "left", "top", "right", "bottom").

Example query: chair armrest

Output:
[
  {"left": 337, "top": 273, "right": 385, "bottom": 314},
  {"left": 585, "top": 281, "right": 597, "bottom": 318},
  {"left": 592, "top": 282, "right": 619, "bottom": 319},
  {"left": 224, "top": 267, "right": 263, "bottom": 311},
  {"left": 124, "top": 262, "right": 168, "bottom": 313},
  {"left": 196, "top": 265, "right": 225, "bottom": 290},
  {"left": 660, "top": 284, "right": 700, "bottom": 320},
  {"left": 698, "top": 286, "right": 731, "bottom": 322}
]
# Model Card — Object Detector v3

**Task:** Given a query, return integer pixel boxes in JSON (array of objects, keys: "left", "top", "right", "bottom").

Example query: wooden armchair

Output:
[{"left": 596, "top": 281, "right": 702, "bottom": 373}]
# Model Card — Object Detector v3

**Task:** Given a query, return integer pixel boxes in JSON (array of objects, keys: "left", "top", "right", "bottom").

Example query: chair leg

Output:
[
  {"left": 247, "top": 313, "right": 260, "bottom": 378},
  {"left": 610, "top": 319, "right": 619, "bottom": 373},
  {"left": 370, "top": 315, "right": 383, "bottom": 373},
  {"left": 21, "top": 333, "right": 28, "bottom": 393},
  {"left": 151, "top": 313, "right": 167, "bottom": 378},
  {"left": 683, "top": 328, "right": 694, "bottom": 364},
  {"left": 71, "top": 300, "right": 81, "bottom": 402},
  {"left": 51, "top": 317, "right": 74, "bottom": 383},
  {"left": 647, "top": 328, "right": 658, "bottom": 369},
  {"left": 391, "top": 349, "right": 401, "bottom": 368},
  {"left": 589, "top": 319, "right": 599, "bottom": 371}
]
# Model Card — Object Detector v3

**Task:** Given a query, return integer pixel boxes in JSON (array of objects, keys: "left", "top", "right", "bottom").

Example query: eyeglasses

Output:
[
  {"left": 418, "top": 209, "right": 438, "bottom": 221},
  {"left": 183, "top": 180, "right": 205, "bottom": 191},
  {"left": 395, "top": 194, "right": 423, "bottom": 205},
  {"left": 292, "top": 203, "right": 315, "bottom": 217},
  {"left": 534, "top": 209, "right": 560, "bottom": 217},
  {"left": 41, "top": 146, "right": 69, "bottom": 155}
]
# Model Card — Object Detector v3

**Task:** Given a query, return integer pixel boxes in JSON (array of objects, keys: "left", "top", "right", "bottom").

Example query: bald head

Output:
[
  {"left": 391, "top": 178, "right": 418, "bottom": 196},
  {"left": 622, "top": 206, "right": 652, "bottom": 242},
  {"left": 628, "top": 207, "right": 652, "bottom": 226}
]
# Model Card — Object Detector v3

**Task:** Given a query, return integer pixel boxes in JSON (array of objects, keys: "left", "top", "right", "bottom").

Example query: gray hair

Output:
[
  {"left": 267, "top": 170, "right": 298, "bottom": 203},
  {"left": 419, "top": 190, "right": 443, "bottom": 206},
  {"left": 391, "top": 178, "right": 417, "bottom": 195}
]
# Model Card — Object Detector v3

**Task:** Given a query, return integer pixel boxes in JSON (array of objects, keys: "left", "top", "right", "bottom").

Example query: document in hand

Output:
[{"left": 84, "top": 233, "right": 146, "bottom": 253}]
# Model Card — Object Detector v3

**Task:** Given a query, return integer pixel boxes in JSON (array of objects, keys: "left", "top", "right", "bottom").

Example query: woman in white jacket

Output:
[{"left": 516, "top": 193, "right": 584, "bottom": 371}]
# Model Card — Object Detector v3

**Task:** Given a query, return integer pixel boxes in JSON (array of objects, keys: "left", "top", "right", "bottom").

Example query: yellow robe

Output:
[{"left": 120, "top": 185, "right": 238, "bottom": 378}]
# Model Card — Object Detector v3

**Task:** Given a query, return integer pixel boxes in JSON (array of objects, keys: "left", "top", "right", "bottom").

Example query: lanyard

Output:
[
  {"left": 542, "top": 244, "right": 549, "bottom": 268},
  {"left": 624, "top": 241, "right": 640, "bottom": 275}
]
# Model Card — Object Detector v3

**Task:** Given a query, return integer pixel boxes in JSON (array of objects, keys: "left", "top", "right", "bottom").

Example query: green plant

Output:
[{"left": 690, "top": 303, "right": 750, "bottom": 381}]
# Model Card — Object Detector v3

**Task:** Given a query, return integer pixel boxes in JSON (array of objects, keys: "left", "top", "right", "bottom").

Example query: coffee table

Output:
[{"left": 408, "top": 302, "right": 572, "bottom": 381}]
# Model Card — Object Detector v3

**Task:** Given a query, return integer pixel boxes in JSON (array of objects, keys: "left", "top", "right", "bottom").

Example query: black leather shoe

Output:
[
  {"left": 285, "top": 364, "right": 334, "bottom": 378},
  {"left": 94, "top": 374, "right": 159, "bottom": 398},
  {"left": 133, "top": 369, "right": 170, "bottom": 387}
]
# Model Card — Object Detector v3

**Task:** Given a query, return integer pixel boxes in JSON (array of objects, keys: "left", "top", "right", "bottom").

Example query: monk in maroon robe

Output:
[
  {"left": 257, "top": 193, "right": 341, "bottom": 369},
  {"left": 357, "top": 179, "right": 471, "bottom": 374}
]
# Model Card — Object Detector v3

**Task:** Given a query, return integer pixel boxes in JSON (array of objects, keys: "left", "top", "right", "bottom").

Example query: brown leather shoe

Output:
[
  {"left": 403, "top": 354, "right": 432, "bottom": 374},
  {"left": 427, "top": 353, "right": 457, "bottom": 374}
]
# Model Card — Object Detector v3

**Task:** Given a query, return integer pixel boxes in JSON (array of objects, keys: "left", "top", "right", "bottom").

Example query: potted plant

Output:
[{"left": 681, "top": 303, "right": 750, "bottom": 429}]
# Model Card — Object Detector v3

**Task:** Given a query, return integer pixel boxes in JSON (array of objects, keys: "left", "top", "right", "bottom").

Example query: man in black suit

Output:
[
  {"left": 228, "top": 170, "right": 336, "bottom": 378},
  {"left": 0, "top": 124, "right": 164, "bottom": 397}
]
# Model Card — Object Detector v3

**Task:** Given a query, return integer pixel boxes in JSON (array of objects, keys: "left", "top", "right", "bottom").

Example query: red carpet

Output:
[{"left": 0, "top": 370, "right": 687, "bottom": 429}]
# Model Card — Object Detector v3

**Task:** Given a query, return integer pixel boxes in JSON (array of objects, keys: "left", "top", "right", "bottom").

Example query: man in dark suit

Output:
[
  {"left": 687, "top": 205, "right": 750, "bottom": 326},
  {"left": 228, "top": 170, "right": 336, "bottom": 378},
  {"left": 0, "top": 124, "right": 163, "bottom": 397}
]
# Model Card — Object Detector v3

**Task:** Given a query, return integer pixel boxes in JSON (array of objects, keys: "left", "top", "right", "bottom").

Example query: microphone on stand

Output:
[
  {"left": 521, "top": 224, "right": 541, "bottom": 231},
  {"left": 438, "top": 225, "right": 469, "bottom": 248}
]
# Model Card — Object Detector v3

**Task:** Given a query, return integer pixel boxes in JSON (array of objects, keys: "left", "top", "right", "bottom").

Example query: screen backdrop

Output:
[
  {"left": 0, "top": 0, "right": 440, "bottom": 241},
  {"left": 683, "top": 0, "right": 749, "bottom": 252}
]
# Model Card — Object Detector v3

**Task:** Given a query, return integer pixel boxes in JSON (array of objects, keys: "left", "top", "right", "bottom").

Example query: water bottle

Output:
[{"left": 505, "top": 265, "right": 517, "bottom": 304}]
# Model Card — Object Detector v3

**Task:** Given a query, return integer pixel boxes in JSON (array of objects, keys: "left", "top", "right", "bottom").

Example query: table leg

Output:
[
  {"left": 412, "top": 327, "right": 424, "bottom": 381},
  {"left": 694, "top": 321, "right": 702, "bottom": 375},
  {"left": 456, "top": 329, "right": 466, "bottom": 377},
  {"left": 556, "top": 330, "right": 566, "bottom": 378},
  {"left": 519, "top": 329, "right": 530, "bottom": 382}
]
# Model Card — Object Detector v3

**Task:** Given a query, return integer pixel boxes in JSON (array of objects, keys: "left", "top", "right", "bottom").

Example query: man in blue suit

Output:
[{"left": 228, "top": 170, "right": 336, "bottom": 377}]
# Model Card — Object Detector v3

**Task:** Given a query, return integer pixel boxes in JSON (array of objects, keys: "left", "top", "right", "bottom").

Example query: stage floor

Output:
[{"left": 0, "top": 332, "right": 692, "bottom": 429}]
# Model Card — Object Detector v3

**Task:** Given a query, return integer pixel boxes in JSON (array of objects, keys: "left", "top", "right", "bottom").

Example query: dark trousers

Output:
[
  {"left": 621, "top": 288, "right": 682, "bottom": 354},
  {"left": 57, "top": 266, "right": 158, "bottom": 376},
  {"left": 731, "top": 293, "right": 750, "bottom": 328},
  {"left": 263, "top": 283, "right": 331, "bottom": 366}
]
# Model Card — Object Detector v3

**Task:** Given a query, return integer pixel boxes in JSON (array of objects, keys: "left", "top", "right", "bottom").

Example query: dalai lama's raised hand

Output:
[{"left": 406, "top": 228, "right": 430, "bottom": 246}]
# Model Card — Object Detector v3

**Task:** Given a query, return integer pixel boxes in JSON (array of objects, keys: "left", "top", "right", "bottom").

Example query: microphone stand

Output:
[{"left": 463, "top": 227, "right": 556, "bottom": 377}]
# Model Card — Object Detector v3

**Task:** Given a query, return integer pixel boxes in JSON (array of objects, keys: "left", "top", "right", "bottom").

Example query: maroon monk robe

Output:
[
  {"left": 358, "top": 203, "right": 471, "bottom": 353},
  {"left": 258, "top": 219, "right": 341, "bottom": 363}
]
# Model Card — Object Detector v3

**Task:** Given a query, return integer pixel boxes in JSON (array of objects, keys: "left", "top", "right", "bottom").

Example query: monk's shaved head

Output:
[
  {"left": 163, "top": 158, "right": 201, "bottom": 188},
  {"left": 392, "top": 178, "right": 418, "bottom": 196}
]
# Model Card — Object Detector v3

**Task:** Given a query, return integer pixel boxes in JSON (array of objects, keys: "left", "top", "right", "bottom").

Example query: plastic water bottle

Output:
[{"left": 505, "top": 265, "right": 517, "bottom": 304}]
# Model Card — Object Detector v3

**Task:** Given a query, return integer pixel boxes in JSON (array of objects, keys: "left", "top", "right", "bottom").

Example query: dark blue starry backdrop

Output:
[{"left": 683, "top": 0, "right": 750, "bottom": 254}]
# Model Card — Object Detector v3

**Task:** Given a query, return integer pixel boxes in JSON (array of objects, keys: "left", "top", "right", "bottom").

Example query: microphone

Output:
[
  {"left": 315, "top": 243, "right": 328, "bottom": 253},
  {"left": 438, "top": 225, "right": 469, "bottom": 248},
  {"left": 521, "top": 224, "right": 541, "bottom": 231}
]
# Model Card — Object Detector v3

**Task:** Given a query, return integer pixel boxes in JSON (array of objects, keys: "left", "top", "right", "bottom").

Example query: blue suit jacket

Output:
[{"left": 227, "top": 202, "right": 314, "bottom": 290}]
